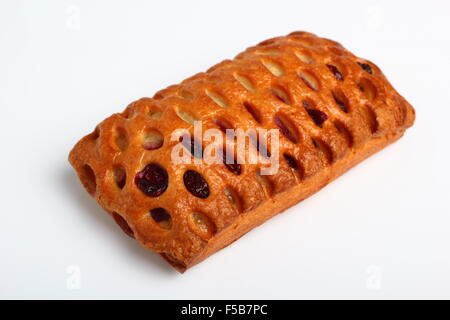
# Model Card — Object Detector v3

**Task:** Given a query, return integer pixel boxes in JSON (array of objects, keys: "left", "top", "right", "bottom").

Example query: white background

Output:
[{"left": 1, "top": 0, "right": 449, "bottom": 299}]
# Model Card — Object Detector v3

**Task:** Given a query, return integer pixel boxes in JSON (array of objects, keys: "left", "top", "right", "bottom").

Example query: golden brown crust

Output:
[{"left": 69, "top": 31, "right": 415, "bottom": 272}]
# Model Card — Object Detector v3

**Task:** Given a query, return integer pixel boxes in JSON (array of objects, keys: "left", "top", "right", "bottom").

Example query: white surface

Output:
[{"left": 1, "top": 0, "right": 449, "bottom": 299}]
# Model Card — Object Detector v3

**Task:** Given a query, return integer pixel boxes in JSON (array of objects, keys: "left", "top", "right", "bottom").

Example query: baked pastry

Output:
[{"left": 69, "top": 31, "right": 415, "bottom": 272}]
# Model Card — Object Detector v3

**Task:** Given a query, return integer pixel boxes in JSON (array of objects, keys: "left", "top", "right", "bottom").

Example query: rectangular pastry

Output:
[{"left": 69, "top": 31, "right": 415, "bottom": 272}]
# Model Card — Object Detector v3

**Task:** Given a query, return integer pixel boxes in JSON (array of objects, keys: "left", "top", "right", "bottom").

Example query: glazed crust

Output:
[{"left": 69, "top": 31, "right": 415, "bottom": 272}]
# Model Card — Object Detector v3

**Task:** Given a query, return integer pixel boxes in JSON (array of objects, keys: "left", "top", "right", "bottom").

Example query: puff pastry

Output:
[{"left": 69, "top": 31, "right": 415, "bottom": 272}]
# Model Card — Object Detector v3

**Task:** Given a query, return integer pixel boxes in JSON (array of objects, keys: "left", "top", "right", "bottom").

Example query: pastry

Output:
[{"left": 69, "top": 31, "right": 415, "bottom": 272}]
